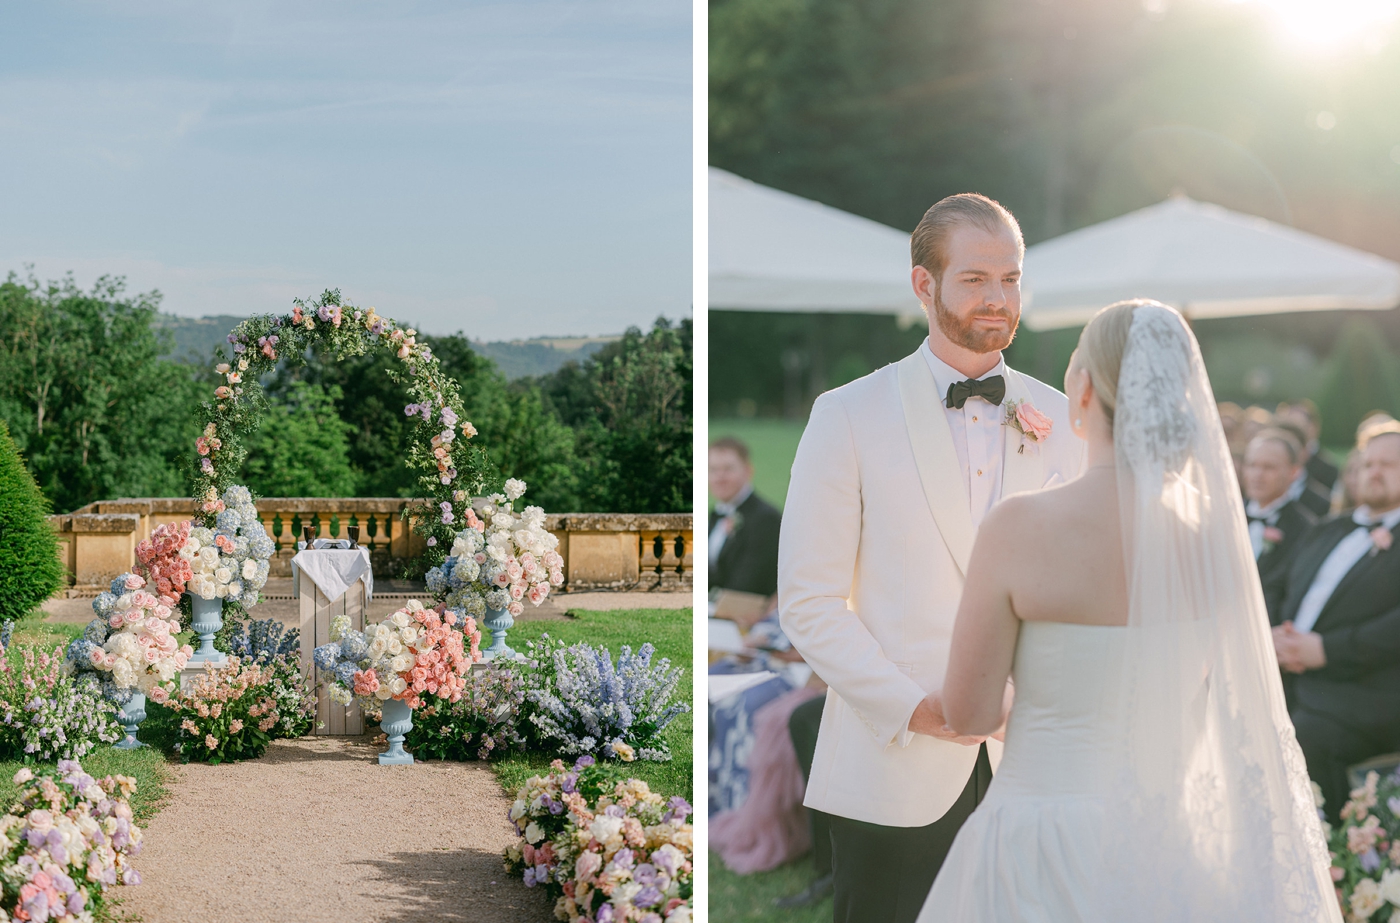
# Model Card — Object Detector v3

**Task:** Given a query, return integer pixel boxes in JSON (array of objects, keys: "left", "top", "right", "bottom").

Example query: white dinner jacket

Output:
[{"left": 778, "top": 349, "right": 1084, "bottom": 827}]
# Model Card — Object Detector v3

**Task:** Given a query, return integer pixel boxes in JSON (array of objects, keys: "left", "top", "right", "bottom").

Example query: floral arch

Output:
[{"left": 189, "top": 288, "right": 489, "bottom": 568}]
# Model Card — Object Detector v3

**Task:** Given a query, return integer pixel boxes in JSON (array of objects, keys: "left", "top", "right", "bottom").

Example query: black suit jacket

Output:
[
  {"left": 709, "top": 491, "right": 782, "bottom": 597},
  {"left": 1254, "top": 499, "right": 1318, "bottom": 588},
  {"left": 1263, "top": 515, "right": 1400, "bottom": 732},
  {"left": 1307, "top": 452, "right": 1340, "bottom": 494},
  {"left": 1297, "top": 484, "right": 1332, "bottom": 518}
]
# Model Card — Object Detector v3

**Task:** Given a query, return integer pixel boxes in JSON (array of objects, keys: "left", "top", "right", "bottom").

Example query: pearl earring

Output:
[{"left": 1074, "top": 418, "right": 1082, "bottom": 428}]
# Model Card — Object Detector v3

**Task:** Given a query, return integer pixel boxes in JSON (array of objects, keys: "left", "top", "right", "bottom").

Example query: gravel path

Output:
[{"left": 114, "top": 736, "right": 555, "bottom": 923}]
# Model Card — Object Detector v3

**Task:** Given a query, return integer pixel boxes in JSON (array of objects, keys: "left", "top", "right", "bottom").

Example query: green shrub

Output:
[{"left": 0, "top": 421, "right": 65, "bottom": 621}]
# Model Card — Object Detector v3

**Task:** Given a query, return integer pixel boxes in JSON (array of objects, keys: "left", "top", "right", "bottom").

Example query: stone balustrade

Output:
[{"left": 49, "top": 498, "right": 692, "bottom": 594}]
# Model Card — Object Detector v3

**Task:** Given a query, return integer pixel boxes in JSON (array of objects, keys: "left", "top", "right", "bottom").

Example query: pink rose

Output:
[
  {"left": 1015, "top": 402, "right": 1054, "bottom": 442},
  {"left": 508, "top": 601, "right": 524, "bottom": 617},
  {"left": 148, "top": 685, "right": 169, "bottom": 705},
  {"left": 1373, "top": 527, "right": 1393, "bottom": 553},
  {"left": 1263, "top": 526, "right": 1284, "bottom": 545}
]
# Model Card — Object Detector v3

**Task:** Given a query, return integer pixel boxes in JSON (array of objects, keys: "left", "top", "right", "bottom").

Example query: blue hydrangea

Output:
[
  {"left": 82, "top": 619, "right": 108, "bottom": 645},
  {"left": 333, "top": 661, "right": 360, "bottom": 688},
  {"left": 312, "top": 643, "right": 341, "bottom": 671},
  {"left": 224, "top": 485, "right": 253, "bottom": 506},
  {"left": 216, "top": 509, "right": 242, "bottom": 533},
  {"left": 339, "top": 632, "right": 368, "bottom": 662},
  {"left": 108, "top": 577, "right": 128, "bottom": 596}
]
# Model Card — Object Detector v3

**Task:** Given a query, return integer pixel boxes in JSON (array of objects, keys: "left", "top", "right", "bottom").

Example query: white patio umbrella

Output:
[
  {"left": 709, "top": 167, "right": 918, "bottom": 314},
  {"left": 1021, "top": 195, "right": 1400, "bottom": 330}
]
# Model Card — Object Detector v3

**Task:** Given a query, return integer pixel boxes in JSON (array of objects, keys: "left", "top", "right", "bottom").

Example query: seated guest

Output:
[
  {"left": 1265, "top": 424, "right": 1400, "bottom": 822},
  {"left": 1332, "top": 449, "right": 1363, "bottom": 516},
  {"left": 775, "top": 694, "right": 835, "bottom": 909},
  {"left": 709, "top": 437, "right": 782, "bottom": 597},
  {"left": 1278, "top": 399, "right": 1339, "bottom": 493},
  {"left": 1243, "top": 429, "right": 1318, "bottom": 586},
  {"left": 1274, "top": 419, "right": 1333, "bottom": 517}
]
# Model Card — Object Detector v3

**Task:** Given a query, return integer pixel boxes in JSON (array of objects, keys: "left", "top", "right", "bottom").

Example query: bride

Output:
[{"left": 917, "top": 300, "right": 1341, "bottom": 922}]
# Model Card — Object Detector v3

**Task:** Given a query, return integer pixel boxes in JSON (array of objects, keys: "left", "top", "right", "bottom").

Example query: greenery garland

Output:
[{"left": 189, "top": 289, "right": 492, "bottom": 572}]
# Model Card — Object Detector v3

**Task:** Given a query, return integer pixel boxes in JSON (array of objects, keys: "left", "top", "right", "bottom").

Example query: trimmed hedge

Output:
[{"left": 0, "top": 422, "right": 64, "bottom": 621}]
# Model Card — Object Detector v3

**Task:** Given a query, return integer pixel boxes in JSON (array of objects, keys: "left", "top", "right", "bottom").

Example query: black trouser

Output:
[
  {"left": 788, "top": 694, "right": 832, "bottom": 877},
  {"left": 1293, "top": 706, "right": 1400, "bottom": 824},
  {"left": 829, "top": 744, "right": 993, "bottom": 923}
]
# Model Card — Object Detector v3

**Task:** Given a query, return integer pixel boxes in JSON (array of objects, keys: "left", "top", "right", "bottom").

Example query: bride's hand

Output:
[{"left": 908, "top": 694, "right": 987, "bottom": 746}]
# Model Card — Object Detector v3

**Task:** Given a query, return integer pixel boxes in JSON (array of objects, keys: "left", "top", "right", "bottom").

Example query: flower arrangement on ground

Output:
[
  {"left": 504, "top": 756, "right": 693, "bottom": 923},
  {"left": 66, "top": 575, "right": 192, "bottom": 708},
  {"left": 226, "top": 618, "right": 316, "bottom": 739},
  {"left": 425, "top": 480, "right": 564, "bottom": 621},
  {"left": 0, "top": 642, "right": 120, "bottom": 762},
  {"left": 404, "top": 665, "right": 528, "bottom": 761},
  {"left": 518, "top": 635, "right": 689, "bottom": 763},
  {"left": 1328, "top": 768, "right": 1400, "bottom": 921},
  {"left": 133, "top": 520, "right": 193, "bottom": 601},
  {"left": 312, "top": 601, "right": 481, "bottom": 710},
  {"left": 0, "top": 760, "right": 144, "bottom": 921},
  {"left": 188, "top": 289, "right": 491, "bottom": 572},
  {"left": 164, "top": 658, "right": 284, "bottom": 764},
  {"left": 183, "top": 486, "right": 274, "bottom": 611}
]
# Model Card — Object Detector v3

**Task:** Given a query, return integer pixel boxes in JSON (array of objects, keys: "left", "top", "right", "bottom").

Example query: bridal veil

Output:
[{"left": 1101, "top": 302, "right": 1339, "bottom": 921}]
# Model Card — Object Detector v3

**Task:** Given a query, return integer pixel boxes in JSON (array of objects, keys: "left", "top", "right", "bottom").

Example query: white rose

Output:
[
  {"left": 214, "top": 583, "right": 229, "bottom": 599},
  {"left": 1380, "top": 869, "right": 1400, "bottom": 907},
  {"left": 367, "top": 639, "right": 387, "bottom": 659},
  {"left": 590, "top": 816, "right": 624, "bottom": 845},
  {"left": 199, "top": 546, "right": 219, "bottom": 566},
  {"left": 1355, "top": 879, "right": 1385, "bottom": 919},
  {"left": 388, "top": 676, "right": 407, "bottom": 696},
  {"left": 374, "top": 686, "right": 392, "bottom": 701},
  {"left": 399, "top": 626, "right": 419, "bottom": 645},
  {"left": 504, "top": 478, "right": 527, "bottom": 500},
  {"left": 390, "top": 611, "right": 410, "bottom": 628},
  {"left": 214, "top": 567, "right": 232, "bottom": 584},
  {"left": 390, "top": 654, "right": 414, "bottom": 672},
  {"left": 386, "top": 639, "right": 403, "bottom": 656}
]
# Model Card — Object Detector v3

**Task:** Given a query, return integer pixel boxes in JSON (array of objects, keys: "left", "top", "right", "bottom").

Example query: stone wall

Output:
[{"left": 50, "top": 499, "right": 692, "bottom": 593}]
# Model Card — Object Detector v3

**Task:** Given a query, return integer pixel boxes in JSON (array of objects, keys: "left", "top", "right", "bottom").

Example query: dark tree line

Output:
[{"left": 0, "top": 272, "right": 691, "bottom": 514}]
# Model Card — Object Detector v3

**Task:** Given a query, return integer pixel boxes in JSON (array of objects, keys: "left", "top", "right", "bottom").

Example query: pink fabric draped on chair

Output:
[{"left": 711, "top": 686, "right": 824, "bottom": 873}]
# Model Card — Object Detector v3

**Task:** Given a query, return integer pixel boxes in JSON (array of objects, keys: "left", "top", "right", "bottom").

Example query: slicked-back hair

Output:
[{"left": 910, "top": 193, "right": 1025, "bottom": 281}]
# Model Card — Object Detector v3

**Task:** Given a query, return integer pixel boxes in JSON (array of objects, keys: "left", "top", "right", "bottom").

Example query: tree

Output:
[
  {"left": 0, "top": 421, "right": 65, "bottom": 621},
  {"left": 1316, "top": 320, "right": 1400, "bottom": 448},
  {"left": 538, "top": 317, "right": 693, "bottom": 513},
  {"left": 241, "top": 381, "right": 359, "bottom": 497},
  {"left": 0, "top": 273, "right": 203, "bottom": 513}
]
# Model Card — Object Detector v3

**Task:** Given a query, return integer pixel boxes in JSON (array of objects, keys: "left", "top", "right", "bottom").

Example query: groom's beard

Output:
[{"left": 933, "top": 282, "right": 1020, "bottom": 354}]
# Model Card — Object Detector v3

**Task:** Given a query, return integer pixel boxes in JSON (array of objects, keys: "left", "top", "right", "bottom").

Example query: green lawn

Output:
[
  {"left": 490, "top": 607, "right": 694, "bottom": 801},
  {"left": 711, "top": 851, "right": 832, "bottom": 922},
  {"left": 710, "top": 417, "right": 809, "bottom": 511}
]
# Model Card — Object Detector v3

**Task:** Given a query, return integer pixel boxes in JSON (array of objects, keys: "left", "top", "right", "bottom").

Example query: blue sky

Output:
[{"left": 0, "top": 1, "right": 691, "bottom": 339}]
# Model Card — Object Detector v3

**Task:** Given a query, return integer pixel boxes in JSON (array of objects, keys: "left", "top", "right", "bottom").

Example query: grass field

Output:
[
  {"left": 489, "top": 606, "right": 695, "bottom": 801},
  {"left": 710, "top": 417, "right": 809, "bottom": 510},
  {"left": 711, "top": 851, "right": 832, "bottom": 922}
]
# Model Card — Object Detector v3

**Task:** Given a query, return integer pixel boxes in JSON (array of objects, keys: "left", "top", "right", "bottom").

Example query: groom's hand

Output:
[{"left": 908, "top": 694, "right": 986, "bottom": 746}]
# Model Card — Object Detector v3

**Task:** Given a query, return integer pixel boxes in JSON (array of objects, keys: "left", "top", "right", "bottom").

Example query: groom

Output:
[{"left": 778, "top": 194, "right": 1084, "bottom": 923}]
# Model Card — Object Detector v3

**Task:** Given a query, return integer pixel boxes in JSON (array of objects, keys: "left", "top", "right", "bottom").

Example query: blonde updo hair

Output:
[{"left": 1069, "top": 299, "right": 1162, "bottom": 427}]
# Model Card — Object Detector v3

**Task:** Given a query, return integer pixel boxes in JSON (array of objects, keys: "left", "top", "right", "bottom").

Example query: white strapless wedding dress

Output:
[{"left": 917, "top": 620, "right": 1133, "bottom": 922}]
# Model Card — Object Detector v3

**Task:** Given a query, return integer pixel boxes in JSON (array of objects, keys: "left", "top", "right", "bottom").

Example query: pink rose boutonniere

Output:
[
  {"left": 1262, "top": 526, "right": 1285, "bottom": 552},
  {"left": 1005, "top": 399, "right": 1053, "bottom": 453},
  {"left": 1371, "top": 527, "right": 1393, "bottom": 556}
]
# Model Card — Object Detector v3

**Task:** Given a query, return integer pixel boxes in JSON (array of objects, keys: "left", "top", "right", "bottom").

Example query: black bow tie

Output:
[{"left": 945, "top": 375, "right": 1006, "bottom": 409}]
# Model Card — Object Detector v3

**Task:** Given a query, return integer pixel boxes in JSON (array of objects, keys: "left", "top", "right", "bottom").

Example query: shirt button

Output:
[
  {"left": 972, "top": 416, "right": 978, "bottom": 422},
  {"left": 977, "top": 469, "right": 983, "bottom": 476}
]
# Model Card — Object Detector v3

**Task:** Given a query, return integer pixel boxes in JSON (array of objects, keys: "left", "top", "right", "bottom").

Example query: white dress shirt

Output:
[
  {"left": 709, "top": 482, "right": 753, "bottom": 567},
  {"left": 1293, "top": 505, "right": 1400, "bottom": 633},
  {"left": 1245, "top": 493, "right": 1291, "bottom": 560},
  {"left": 920, "top": 340, "right": 1008, "bottom": 527}
]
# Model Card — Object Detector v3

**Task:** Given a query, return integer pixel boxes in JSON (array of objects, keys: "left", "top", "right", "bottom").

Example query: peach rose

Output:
[{"left": 1015, "top": 402, "right": 1053, "bottom": 442}]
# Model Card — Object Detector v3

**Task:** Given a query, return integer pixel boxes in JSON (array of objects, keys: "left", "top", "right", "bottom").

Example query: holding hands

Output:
[{"left": 1272, "top": 621, "right": 1326, "bottom": 673}]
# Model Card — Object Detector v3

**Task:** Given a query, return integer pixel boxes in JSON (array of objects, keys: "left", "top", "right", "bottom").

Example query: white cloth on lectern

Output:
[{"left": 291, "top": 547, "right": 374, "bottom": 602}]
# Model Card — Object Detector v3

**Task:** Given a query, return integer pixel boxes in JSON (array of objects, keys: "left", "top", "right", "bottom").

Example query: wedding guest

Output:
[
  {"left": 709, "top": 437, "right": 782, "bottom": 598},
  {"left": 773, "top": 695, "right": 834, "bottom": 909},
  {"left": 1264, "top": 424, "right": 1400, "bottom": 821},
  {"left": 1242, "top": 429, "right": 1317, "bottom": 586},
  {"left": 1273, "top": 419, "right": 1332, "bottom": 517},
  {"left": 1332, "top": 449, "right": 1363, "bottom": 516},
  {"left": 1278, "top": 399, "right": 1339, "bottom": 493}
]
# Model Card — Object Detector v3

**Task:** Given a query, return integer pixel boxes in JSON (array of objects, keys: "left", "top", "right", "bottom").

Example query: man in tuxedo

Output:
[
  {"left": 1244, "top": 428, "right": 1318, "bottom": 587},
  {"left": 708, "top": 437, "right": 782, "bottom": 598},
  {"left": 780, "top": 194, "right": 1083, "bottom": 923},
  {"left": 1279, "top": 399, "right": 1340, "bottom": 495},
  {"left": 1266, "top": 426, "right": 1400, "bottom": 822}
]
